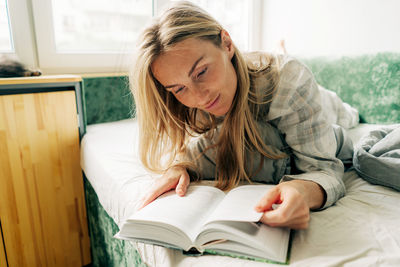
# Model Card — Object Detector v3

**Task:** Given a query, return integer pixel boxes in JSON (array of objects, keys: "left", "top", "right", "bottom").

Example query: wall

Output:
[{"left": 260, "top": 0, "right": 400, "bottom": 57}]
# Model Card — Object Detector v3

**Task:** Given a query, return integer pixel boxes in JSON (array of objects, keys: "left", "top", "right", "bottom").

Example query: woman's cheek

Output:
[{"left": 176, "top": 95, "right": 194, "bottom": 108}]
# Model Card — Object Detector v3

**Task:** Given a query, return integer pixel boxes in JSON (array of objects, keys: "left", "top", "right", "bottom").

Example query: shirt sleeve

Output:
[{"left": 268, "top": 56, "right": 346, "bottom": 209}]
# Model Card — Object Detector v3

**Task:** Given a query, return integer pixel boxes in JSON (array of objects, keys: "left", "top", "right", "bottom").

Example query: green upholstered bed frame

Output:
[
  {"left": 302, "top": 53, "right": 400, "bottom": 123},
  {"left": 81, "top": 53, "right": 399, "bottom": 266}
]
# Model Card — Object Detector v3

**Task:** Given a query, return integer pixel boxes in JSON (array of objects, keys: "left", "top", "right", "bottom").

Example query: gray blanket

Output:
[{"left": 353, "top": 125, "right": 400, "bottom": 191}]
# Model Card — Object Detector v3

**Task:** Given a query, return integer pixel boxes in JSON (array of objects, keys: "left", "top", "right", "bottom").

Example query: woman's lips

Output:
[{"left": 205, "top": 94, "right": 220, "bottom": 110}]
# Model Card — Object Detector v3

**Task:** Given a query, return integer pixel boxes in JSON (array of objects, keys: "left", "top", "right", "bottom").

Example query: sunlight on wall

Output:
[{"left": 261, "top": 0, "right": 400, "bottom": 57}]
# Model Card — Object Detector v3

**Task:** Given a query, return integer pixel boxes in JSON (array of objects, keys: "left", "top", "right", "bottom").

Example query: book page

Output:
[
  {"left": 127, "top": 185, "right": 225, "bottom": 242},
  {"left": 200, "top": 221, "right": 290, "bottom": 263},
  {"left": 203, "top": 185, "right": 272, "bottom": 224}
]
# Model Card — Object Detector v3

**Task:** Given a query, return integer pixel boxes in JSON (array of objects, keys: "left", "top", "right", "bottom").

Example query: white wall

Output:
[{"left": 260, "top": 0, "right": 400, "bottom": 57}]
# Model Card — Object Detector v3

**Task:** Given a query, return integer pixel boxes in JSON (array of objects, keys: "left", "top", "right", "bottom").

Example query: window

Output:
[
  {"left": 2, "top": 0, "right": 259, "bottom": 74},
  {"left": 30, "top": 0, "right": 153, "bottom": 73},
  {"left": 51, "top": 0, "right": 152, "bottom": 53},
  {"left": 178, "top": 0, "right": 250, "bottom": 51},
  {"left": 159, "top": 0, "right": 262, "bottom": 52},
  {"left": 0, "top": 0, "right": 13, "bottom": 52}
]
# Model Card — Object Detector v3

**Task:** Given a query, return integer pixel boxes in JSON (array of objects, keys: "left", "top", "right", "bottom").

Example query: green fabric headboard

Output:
[
  {"left": 302, "top": 52, "right": 400, "bottom": 124},
  {"left": 82, "top": 76, "right": 134, "bottom": 125}
]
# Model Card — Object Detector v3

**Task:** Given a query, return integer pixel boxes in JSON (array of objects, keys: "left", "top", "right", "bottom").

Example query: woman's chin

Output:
[{"left": 208, "top": 108, "right": 229, "bottom": 117}]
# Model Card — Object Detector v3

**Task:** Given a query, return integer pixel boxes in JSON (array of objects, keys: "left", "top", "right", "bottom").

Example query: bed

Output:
[
  {"left": 80, "top": 53, "right": 400, "bottom": 266},
  {"left": 81, "top": 119, "right": 400, "bottom": 266}
]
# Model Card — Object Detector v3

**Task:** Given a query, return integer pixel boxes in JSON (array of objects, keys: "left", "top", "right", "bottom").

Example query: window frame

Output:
[
  {"left": 31, "top": 0, "right": 140, "bottom": 74},
  {"left": 4, "top": 0, "right": 261, "bottom": 74},
  {"left": 6, "top": 0, "right": 37, "bottom": 68}
]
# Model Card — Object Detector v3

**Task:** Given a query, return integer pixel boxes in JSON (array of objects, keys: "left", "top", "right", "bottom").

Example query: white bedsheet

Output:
[{"left": 81, "top": 119, "right": 400, "bottom": 267}]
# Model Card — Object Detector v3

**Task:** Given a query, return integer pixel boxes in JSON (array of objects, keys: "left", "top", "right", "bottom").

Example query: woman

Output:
[{"left": 132, "top": 1, "right": 356, "bottom": 229}]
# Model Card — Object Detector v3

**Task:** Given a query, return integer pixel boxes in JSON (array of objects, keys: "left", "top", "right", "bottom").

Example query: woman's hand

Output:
[
  {"left": 138, "top": 166, "right": 190, "bottom": 209},
  {"left": 254, "top": 180, "right": 325, "bottom": 229}
]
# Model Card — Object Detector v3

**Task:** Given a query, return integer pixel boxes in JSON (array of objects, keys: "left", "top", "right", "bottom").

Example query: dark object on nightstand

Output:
[{"left": 0, "top": 56, "right": 41, "bottom": 78}]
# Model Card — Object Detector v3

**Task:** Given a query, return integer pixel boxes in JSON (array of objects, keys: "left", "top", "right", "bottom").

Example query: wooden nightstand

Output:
[{"left": 0, "top": 76, "right": 91, "bottom": 266}]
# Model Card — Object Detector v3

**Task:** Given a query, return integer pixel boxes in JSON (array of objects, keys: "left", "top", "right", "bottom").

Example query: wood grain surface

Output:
[
  {"left": 0, "top": 91, "right": 90, "bottom": 266},
  {"left": 0, "top": 75, "right": 81, "bottom": 85}
]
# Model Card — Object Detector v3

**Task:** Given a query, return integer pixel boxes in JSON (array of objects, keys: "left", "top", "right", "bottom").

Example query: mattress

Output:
[{"left": 81, "top": 119, "right": 400, "bottom": 267}]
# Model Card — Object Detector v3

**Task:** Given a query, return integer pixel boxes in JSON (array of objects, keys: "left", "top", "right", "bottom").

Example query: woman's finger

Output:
[
  {"left": 138, "top": 178, "right": 177, "bottom": 209},
  {"left": 138, "top": 188, "right": 163, "bottom": 210},
  {"left": 254, "top": 186, "right": 281, "bottom": 212},
  {"left": 139, "top": 167, "right": 190, "bottom": 209},
  {"left": 175, "top": 171, "right": 190, "bottom": 196}
]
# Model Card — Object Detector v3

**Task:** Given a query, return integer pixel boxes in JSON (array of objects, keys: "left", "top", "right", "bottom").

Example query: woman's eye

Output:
[
  {"left": 197, "top": 67, "right": 207, "bottom": 78},
  {"left": 174, "top": 86, "right": 185, "bottom": 94}
]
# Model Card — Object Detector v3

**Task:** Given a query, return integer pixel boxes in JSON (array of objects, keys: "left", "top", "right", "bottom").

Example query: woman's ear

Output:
[{"left": 220, "top": 30, "right": 235, "bottom": 59}]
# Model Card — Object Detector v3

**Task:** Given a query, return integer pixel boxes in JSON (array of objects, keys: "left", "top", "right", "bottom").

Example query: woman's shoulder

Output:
[
  {"left": 244, "top": 51, "right": 306, "bottom": 72},
  {"left": 246, "top": 52, "right": 316, "bottom": 119},
  {"left": 276, "top": 54, "right": 314, "bottom": 82},
  {"left": 245, "top": 52, "right": 311, "bottom": 88},
  {"left": 244, "top": 51, "right": 276, "bottom": 71},
  {"left": 246, "top": 52, "right": 314, "bottom": 89}
]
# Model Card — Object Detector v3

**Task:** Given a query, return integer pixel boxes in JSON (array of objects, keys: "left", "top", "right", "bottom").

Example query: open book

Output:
[{"left": 116, "top": 185, "right": 291, "bottom": 264}]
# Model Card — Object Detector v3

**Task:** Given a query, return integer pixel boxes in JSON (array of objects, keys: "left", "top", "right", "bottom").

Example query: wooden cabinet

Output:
[{"left": 0, "top": 76, "right": 90, "bottom": 266}]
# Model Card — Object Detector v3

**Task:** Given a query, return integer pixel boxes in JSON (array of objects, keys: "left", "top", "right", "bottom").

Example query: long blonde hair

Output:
[{"left": 131, "top": 1, "right": 284, "bottom": 190}]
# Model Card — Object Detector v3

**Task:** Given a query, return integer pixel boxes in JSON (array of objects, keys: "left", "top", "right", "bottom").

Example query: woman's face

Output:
[{"left": 151, "top": 31, "right": 237, "bottom": 116}]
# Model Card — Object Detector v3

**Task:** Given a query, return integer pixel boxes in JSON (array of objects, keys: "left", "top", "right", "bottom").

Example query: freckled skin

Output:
[{"left": 151, "top": 35, "right": 237, "bottom": 116}]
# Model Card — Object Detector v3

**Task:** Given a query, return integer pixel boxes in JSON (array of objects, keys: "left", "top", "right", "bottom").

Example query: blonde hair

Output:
[{"left": 131, "top": 1, "right": 284, "bottom": 190}]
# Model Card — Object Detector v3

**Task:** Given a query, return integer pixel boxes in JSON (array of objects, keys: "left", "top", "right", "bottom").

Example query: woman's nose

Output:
[{"left": 192, "top": 85, "right": 210, "bottom": 105}]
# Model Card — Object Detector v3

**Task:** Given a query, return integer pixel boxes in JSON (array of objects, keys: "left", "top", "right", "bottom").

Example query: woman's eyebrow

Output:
[
  {"left": 188, "top": 55, "right": 204, "bottom": 77},
  {"left": 164, "top": 55, "right": 204, "bottom": 89}
]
